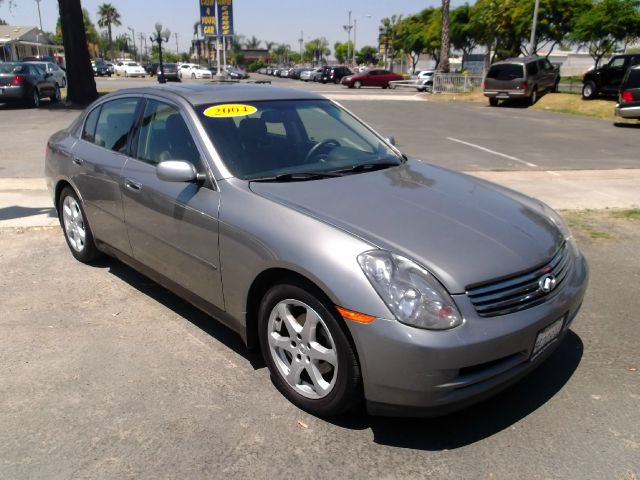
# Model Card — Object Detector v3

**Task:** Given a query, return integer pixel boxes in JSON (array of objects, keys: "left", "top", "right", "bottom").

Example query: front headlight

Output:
[{"left": 358, "top": 250, "right": 463, "bottom": 330}]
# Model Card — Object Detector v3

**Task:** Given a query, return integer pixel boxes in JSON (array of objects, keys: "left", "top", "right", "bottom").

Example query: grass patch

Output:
[
  {"left": 588, "top": 230, "right": 614, "bottom": 239},
  {"left": 611, "top": 208, "right": 640, "bottom": 220},
  {"left": 532, "top": 93, "right": 629, "bottom": 121},
  {"left": 425, "top": 90, "right": 486, "bottom": 102}
]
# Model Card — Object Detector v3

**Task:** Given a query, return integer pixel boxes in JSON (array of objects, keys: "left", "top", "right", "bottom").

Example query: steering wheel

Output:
[{"left": 304, "top": 139, "right": 341, "bottom": 163}]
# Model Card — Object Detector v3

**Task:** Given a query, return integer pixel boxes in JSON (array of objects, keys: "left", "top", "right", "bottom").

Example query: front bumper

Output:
[
  {"left": 615, "top": 104, "right": 640, "bottom": 119},
  {"left": 348, "top": 247, "right": 588, "bottom": 416}
]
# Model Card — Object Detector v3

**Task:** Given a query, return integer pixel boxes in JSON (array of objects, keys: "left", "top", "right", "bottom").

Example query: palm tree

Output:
[
  {"left": 96, "top": 3, "right": 121, "bottom": 59},
  {"left": 264, "top": 41, "right": 275, "bottom": 52},
  {"left": 245, "top": 35, "right": 261, "bottom": 49},
  {"left": 378, "top": 15, "right": 402, "bottom": 70},
  {"left": 439, "top": 0, "right": 451, "bottom": 73}
]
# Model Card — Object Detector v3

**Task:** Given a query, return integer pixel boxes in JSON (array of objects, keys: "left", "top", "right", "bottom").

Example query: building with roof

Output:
[{"left": 0, "top": 25, "right": 64, "bottom": 63}]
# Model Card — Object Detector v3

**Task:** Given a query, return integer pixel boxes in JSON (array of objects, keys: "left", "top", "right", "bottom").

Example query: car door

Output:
[
  {"left": 120, "top": 97, "right": 224, "bottom": 308},
  {"left": 29, "top": 64, "right": 54, "bottom": 97},
  {"left": 603, "top": 56, "right": 628, "bottom": 93},
  {"left": 70, "top": 97, "right": 140, "bottom": 256}
]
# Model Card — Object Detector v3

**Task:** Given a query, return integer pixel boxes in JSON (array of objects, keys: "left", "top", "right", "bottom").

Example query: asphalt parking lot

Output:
[{"left": 1, "top": 76, "right": 639, "bottom": 479}]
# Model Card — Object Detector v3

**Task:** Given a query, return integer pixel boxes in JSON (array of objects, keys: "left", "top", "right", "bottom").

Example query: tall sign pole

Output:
[{"left": 215, "top": 0, "right": 221, "bottom": 74}]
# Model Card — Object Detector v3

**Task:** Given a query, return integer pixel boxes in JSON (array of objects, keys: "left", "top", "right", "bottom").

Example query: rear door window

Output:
[
  {"left": 609, "top": 57, "right": 626, "bottom": 69},
  {"left": 94, "top": 98, "right": 140, "bottom": 153},
  {"left": 487, "top": 64, "right": 524, "bottom": 80},
  {"left": 526, "top": 62, "right": 539, "bottom": 76},
  {"left": 82, "top": 106, "right": 101, "bottom": 143},
  {"left": 625, "top": 69, "right": 640, "bottom": 88}
]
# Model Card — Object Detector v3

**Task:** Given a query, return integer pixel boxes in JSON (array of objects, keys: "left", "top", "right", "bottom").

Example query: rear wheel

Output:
[
  {"left": 529, "top": 87, "right": 538, "bottom": 105},
  {"left": 50, "top": 85, "right": 61, "bottom": 103},
  {"left": 353, "top": 80, "right": 362, "bottom": 89},
  {"left": 58, "top": 187, "right": 100, "bottom": 263},
  {"left": 489, "top": 97, "right": 499, "bottom": 107},
  {"left": 258, "top": 283, "right": 362, "bottom": 417},
  {"left": 28, "top": 88, "right": 40, "bottom": 108},
  {"left": 582, "top": 81, "right": 597, "bottom": 100}
]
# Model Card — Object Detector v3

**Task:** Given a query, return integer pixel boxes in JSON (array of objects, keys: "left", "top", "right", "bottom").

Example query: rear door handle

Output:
[
  {"left": 72, "top": 157, "right": 83, "bottom": 166},
  {"left": 125, "top": 178, "right": 142, "bottom": 192}
]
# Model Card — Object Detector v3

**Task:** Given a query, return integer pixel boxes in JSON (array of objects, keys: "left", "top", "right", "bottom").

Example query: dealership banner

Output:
[
  {"left": 200, "top": 0, "right": 216, "bottom": 37},
  {"left": 217, "top": 0, "right": 234, "bottom": 36}
]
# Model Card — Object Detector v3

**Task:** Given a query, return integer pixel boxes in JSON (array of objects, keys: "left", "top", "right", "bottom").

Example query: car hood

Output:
[{"left": 249, "top": 160, "right": 564, "bottom": 293}]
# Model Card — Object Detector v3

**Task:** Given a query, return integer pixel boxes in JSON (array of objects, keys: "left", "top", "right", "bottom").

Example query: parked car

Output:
[
  {"left": 412, "top": 70, "right": 434, "bottom": 92},
  {"left": 484, "top": 56, "right": 560, "bottom": 106},
  {"left": 320, "top": 66, "right": 353, "bottom": 84},
  {"left": 178, "top": 63, "right": 213, "bottom": 79},
  {"left": 115, "top": 62, "right": 146, "bottom": 77},
  {"left": 45, "top": 83, "right": 587, "bottom": 417},
  {"left": 615, "top": 65, "right": 640, "bottom": 120},
  {"left": 158, "top": 63, "right": 180, "bottom": 82},
  {"left": 105, "top": 62, "right": 115, "bottom": 75},
  {"left": 144, "top": 63, "right": 159, "bottom": 76},
  {"left": 342, "top": 69, "right": 403, "bottom": 89},
  {"left": 301, "top": 68, "right": 322, "bottom": 82},
  {"left": 582, "top": 54, "right": 640, "bottom": 99},
  {"left": 0, "top": 62, "right": 60, "bottom": 107},
  {"left": 226, "top": 67, "right": 249, "bottom": 79},
  {"left": 26, "top": 60, "right": 67, "bottom": 87},
  {"left": 91, "top": 59, "right": 111, "bottom": 77}
]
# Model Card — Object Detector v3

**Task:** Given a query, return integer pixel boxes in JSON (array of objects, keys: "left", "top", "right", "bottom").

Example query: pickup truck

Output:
[{"left": 582, "top": 54, "right": 640, "bottom": 99}]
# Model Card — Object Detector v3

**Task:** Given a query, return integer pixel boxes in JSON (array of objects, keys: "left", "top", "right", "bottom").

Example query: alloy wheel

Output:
[
  {"left": 62, "top": 195, "right": 86, "bottom": 253},
  {"left": 267, "top": 299, "right": 338, "bottom": 399}
]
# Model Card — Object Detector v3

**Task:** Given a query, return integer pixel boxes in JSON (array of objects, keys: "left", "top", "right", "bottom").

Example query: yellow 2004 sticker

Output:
[{"left": 203, "top": 104, "right": 257, "bottom": 118}]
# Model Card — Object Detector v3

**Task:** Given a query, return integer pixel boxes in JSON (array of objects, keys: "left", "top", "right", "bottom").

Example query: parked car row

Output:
[
  {"left": 258, "top": 65, "right": 405, "bottom": 89},
  {"left": 114, "top": 61, "right": 147, "bottom": 78}
]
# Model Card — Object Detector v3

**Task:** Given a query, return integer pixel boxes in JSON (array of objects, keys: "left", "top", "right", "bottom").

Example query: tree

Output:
[
  {"left": 379, "top": 15, "right": 402, "bottom": 70},
  {"left": 356, "top": 45, "right": 378, "bottom": 65},
  {"left": 96, "top": 3, "right": 121, "bottom": 60},
  {"left": 440, "top": 0, "right": 451, "bottom": 72},
  {"left": 304, "top": 38, "right": 330, "bottom": 65},
  {"left": 0, "top": 18, "right": 7, "bottom": 25},
  {"left": 245, "top": 36, "right": 261, "bottom": 49},
  {"left": 55, "top": 9, "right": 98, "bottom": 51},
  {"left": 571, "top": 0, "right": 640, "bottom": 66},
  {"left": 334, "top": 41, "right": 354, "bottom": 64},
  {"left": 450, "top": 3, "right": 479, "bottom": 70},
  {"left": 394, "top": 15, "right": 429, "bottom": 73},
  {"left": 57, "top": 0, "right": 98, "bottom": 104},
  {"left": 264, "top": 41, "right": 275, "bottom": 52}
]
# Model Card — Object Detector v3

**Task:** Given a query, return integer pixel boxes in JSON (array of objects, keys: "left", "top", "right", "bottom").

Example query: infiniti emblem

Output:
[{"left": 538, "top": 274, "right": 557, "bottom": 293}]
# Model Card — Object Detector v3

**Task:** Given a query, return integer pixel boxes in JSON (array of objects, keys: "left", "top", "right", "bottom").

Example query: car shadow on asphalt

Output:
[
  {"left": 330, "top": 331, "right": 583, "bottom": 450},
  {"left": 0, "top": 205, "right": 56, "bottom": 221},
  {"left": 613, "top": 122, "right": 640, "bottom": 129},
  {"left": 90, "top": 256, "right": 266, "bottom": 370}
]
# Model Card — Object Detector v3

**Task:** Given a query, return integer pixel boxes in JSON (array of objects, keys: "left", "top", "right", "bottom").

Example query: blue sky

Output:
[{"left": 1, "top": 0, "right": 451, "bottom": 54}]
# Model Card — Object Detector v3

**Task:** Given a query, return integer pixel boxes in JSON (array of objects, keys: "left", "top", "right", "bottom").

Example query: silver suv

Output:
[{"left": 484, "top": 56, "right": 560, "bottom": 106}]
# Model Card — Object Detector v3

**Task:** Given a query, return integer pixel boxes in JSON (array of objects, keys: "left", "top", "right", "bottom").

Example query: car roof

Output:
[
  {"left": 107, "top": 83, "right": 324, "bottom": 106},
  {"left": 493, "top": 56, "right": 542, "bottom": 65}
]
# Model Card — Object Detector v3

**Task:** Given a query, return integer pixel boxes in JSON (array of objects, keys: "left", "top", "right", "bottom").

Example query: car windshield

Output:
[
  {"left": 127, "top": 63, "right": 138, "bottom": 67},
  {"left": 197, "top": 99, "right": 403, "bottom": 180},
  {"left": 487, "top": 64, "right": 524, "bottom": 80},
  {"left": 0, "top": 63, "right": 24, "bottom": 74}
]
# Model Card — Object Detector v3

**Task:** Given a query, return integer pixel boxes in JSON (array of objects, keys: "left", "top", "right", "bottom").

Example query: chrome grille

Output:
[{"left": 466, "top": 243, "right": 571, "bottom": 317}]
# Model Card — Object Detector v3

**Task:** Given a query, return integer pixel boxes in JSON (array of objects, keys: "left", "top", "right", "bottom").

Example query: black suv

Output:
[
  {"left": 582, "top": 54, "right": 640, "bottom": 99},
  {"left": 615, "top": 65, "right": 640, "bottom": 120},
  {"left": 320, "top": 66, "right": 353, "bottom": 84}
]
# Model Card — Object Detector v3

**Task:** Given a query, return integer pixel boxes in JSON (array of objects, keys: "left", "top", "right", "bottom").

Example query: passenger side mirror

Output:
[
  {"left": 384, "top": 136, "right": 396, "bottom": 146},
  {"left": 156, "top": 160, "right": 205, "bottom": 183}
]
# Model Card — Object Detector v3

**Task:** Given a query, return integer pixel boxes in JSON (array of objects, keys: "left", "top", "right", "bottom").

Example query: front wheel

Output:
[
  {"left": 582, "top": 81, "right": 597, "bottom": 100},
  {"left": 353, "top": 80, "right": 362, "bottom": 89},
  {"left": 58, "top": 187, "right": 100, "bottom": 263},
  {"left": 258, "top": 283, "right": 362, "bottom": 417},
  {"left": 191, "top": 73, "right": 196, "bottom": 79}
]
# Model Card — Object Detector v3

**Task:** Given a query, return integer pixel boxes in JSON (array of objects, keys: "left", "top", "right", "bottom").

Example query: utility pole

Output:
[
  {"left": 35, "top": 0, "right": 43, "bottom": 30},
  {"left": 343, "top": 11, "right": 353, "bottom": 66},
  {"left": 128, "top": 27, "right": 136, "bottom": 61},
  {"left": 529, "top": 0, "right": 540, "bottom": 55},
  {"left": 174, "top": 32, "right": 179, "bottom": 55},
  {"left": 139, "top": 33, "right": 145, "bottom": 62},
  {"left": 298, "top": 30, "right": 303, "bottom": 63}
]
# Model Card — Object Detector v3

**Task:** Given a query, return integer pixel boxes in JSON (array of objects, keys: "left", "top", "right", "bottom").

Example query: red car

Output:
[{"left": 342, "top": 69, "right": 404, "bottom": 89}]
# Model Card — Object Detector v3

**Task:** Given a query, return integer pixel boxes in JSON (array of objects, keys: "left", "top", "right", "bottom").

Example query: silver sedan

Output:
[{"left": 45, "top": 84, "right": 588, "bottom": 417}]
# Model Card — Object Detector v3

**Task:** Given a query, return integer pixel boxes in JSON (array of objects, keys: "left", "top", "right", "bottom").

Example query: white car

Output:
[
  {"left": 115, "top": 62, "right": 146, "bottom": 77},
  {"left": 26, "top": 61, "right": 67, "bottom": 87},
  {"left": 178, "top": 63, "right": 213, "bottom": 79}
]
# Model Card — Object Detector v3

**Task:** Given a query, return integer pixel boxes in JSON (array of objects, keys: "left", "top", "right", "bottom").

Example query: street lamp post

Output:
[
  {"left": 128, "top": 27, "right": 136, "bottom": 61},
  {"left": 352, "top": 14, "right": 371, "bottom": 67},
  {"left": 35, "top": 0, "right": 43, "bottom": 58},
  {"left": 150, "top": 24, "right": 170, "bottom": 83}
]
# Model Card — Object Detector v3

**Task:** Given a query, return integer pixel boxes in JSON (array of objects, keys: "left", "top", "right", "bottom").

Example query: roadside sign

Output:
[
  {"left": 217, "top": 0, "right": 234, "bottom": 36},
  {"left": 200, "top": 0, "right": 216, "bottom": 37}
]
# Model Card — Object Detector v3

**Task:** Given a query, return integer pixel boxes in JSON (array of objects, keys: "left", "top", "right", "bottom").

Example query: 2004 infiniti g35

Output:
[{"left": 45, "top": 84, "right": 588, "bottom": 417}]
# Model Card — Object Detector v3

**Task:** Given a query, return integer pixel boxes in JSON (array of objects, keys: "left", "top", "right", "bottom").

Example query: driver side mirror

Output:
[
  {"left": 156, "top": 160, "right": 205, "bottom": 183},
  {"left": 384, "top": 136, "right": 396, "bottom": 146}
]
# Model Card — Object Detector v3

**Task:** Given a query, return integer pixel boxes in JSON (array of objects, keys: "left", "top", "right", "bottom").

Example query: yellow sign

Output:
[{"left": 203, "top": 104, "right": 258, "bottom": 118}]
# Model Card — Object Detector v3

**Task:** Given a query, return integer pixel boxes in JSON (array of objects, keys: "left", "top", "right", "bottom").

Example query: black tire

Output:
[
  {"left": 58, "top": 186, "right": 101, "bottom": 263},
  {"left": 353, "top": 80, "right": 362, "bottom": 89},
  {"left": 50, "top": 85, "right": 61, "bottom": 103},
  {"left": 258, "top": 282, "right": 362, "bottom": 417},
  {"left": 552, "top": 79, "right": 559, "bottom": 93},
  {"left": 489, "top": 97, "right": 499, "bottom": 107},
  {"left": 529, "top": 87, "right": 538, "bottom": 106},
  {"left": 582, "top": 81, "right": 597, "bottom": 100},
  {"left": 28, "top": 88, "right": 40, "bottom": 108}
]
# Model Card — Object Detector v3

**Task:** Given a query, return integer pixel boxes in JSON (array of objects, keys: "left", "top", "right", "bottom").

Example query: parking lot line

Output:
[{"left": 447, "top": 137, "right": 538, "bottom": 168}]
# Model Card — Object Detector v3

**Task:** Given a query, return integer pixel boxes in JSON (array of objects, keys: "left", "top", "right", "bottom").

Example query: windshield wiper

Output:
[
  {"left": 333, "top": 161, "right": 401, "bottom": 174},
  {"left": 250, "top": 171, "right": 344, "bottom": 182}
]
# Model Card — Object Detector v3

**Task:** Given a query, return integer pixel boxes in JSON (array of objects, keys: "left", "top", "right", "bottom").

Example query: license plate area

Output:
[
  {"left": 531, "top": 316, "right": 565, "bottom": 360},
  {"left": 497, "top": 93, "right": 509, "bottom": 99}
]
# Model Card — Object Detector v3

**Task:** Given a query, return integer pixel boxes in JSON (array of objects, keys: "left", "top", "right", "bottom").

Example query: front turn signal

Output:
[{"left": 336, "top": 306, "right": 376, "bottom": 324}]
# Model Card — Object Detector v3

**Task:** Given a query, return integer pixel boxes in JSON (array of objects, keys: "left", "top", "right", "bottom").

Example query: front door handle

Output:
[
  {"left": 72, "top": 157, "right": 83, "bottom": 166},
  {"left": 125, "top": 178, "right": 142, "bottom": 192}
]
